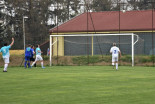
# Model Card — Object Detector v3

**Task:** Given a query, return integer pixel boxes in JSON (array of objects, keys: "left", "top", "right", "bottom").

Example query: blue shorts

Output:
[{"left": 25, "top": 56, "right": 31, "bottom": 61}]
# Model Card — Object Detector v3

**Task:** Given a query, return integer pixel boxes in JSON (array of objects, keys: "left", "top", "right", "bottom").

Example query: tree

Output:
[
  {"left": 90, "top": 0, "right": 113, "bottom": 12},
  {"left": 127, "top": 0, "right": 152, "bottom": 10},
  {"left": 0, "top": 1, "right": 8, "bottom": 46},
  {"left": 1, "top": 0, "right": 95, "bottom": 49}
]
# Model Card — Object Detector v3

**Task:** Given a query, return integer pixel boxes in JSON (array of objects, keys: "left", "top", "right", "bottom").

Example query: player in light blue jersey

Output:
[
  {"left": 0, "top": 38, "right": 14, "bottom": 72},
  {"left": 31, "top": 44, "right": 45, "bottom": 68}
]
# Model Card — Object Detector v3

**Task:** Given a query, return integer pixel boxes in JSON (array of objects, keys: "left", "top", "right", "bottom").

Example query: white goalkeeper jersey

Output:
[{"left": 110, "top": 46, "right": 120, "bottom": 57}]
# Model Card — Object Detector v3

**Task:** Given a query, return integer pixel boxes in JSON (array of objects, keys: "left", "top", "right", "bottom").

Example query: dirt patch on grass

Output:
[{"left": 0, "top": 55, "right": 154, "bottom": 67}]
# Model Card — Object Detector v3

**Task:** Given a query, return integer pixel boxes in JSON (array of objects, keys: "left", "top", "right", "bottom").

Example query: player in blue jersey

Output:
[
  {"left": 0, "top": 38, "right": 14, "bottom": 72},
  {"left": 24, "top": 44, "right": 33, "bottom": 68},
  {"left": 31, "top": 44, "right": 45, "bottom": 68}
]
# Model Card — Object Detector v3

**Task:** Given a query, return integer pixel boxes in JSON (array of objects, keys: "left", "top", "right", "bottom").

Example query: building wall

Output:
[{"left": 53, "top": 36, "right": 64, "bottom": 56}]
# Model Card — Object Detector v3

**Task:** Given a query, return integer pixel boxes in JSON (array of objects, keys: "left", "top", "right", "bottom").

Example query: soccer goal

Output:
[{"left": 49, "top": 33, "right": 140, "bottom": 66}]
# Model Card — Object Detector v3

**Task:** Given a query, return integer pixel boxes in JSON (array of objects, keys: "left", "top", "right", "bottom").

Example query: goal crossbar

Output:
[{"left": 49, "top": 33, "right": 139, "bottom": 67}]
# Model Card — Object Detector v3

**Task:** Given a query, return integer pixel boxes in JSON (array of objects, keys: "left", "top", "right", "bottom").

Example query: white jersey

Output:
[{"left": 110, "top": 46, "right": 120, "bottom": 57}]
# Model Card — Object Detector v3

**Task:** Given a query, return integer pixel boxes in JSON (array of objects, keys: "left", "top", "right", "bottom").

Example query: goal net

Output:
[{"left": 49, "top": 33, "right": 142, "bottom": 66}]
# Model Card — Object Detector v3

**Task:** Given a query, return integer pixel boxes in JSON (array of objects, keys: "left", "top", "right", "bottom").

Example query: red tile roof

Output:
[{"left": 49, "top": 10, "right": 155, "bottom": 33}]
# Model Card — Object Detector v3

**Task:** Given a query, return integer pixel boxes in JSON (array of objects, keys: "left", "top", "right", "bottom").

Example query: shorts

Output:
[
  {"left": 30, "top": 57, "right": 35, "bottom": 61},
  {"left": 35, "top": 55, "right": 43, "bottom": 61},
  {"left": 25, "top": 56, "right": 31, "bottom": 61},
  {"left": 3, "top": 57, "right": 9, "bottom": 64},
  {"left": 112, "top": 56, "right": 118, "bottom": 63}
]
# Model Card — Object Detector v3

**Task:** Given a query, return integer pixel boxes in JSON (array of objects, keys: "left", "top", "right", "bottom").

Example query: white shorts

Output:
[
  {"left": 35, "top": 55, "right": 43, "bottom": 61},
  {"left": 112, "top": 56, "right": 118, "bottom": 63},
  {"left": 3, "top": 57, "right": 10, "bottom": 64}
]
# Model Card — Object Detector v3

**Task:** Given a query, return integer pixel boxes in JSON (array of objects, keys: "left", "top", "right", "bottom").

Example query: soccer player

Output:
[
  {"left": 24, "top": 44, "right": 33, "bottom": 68},
  {"left": 0, "top": 38, "right": 14, "bottom": 72},
  {"left": 47, "top": 48, "right": 50, "bottom": 56},
  {"left": 31, "top": 44, "right": 45, "bottom": 68},
  {"left": 30, "top": 45, "right": 36, "bottom": 67},
  {"left": 110, "top": 43, "right": 121, "bottom": 70}
]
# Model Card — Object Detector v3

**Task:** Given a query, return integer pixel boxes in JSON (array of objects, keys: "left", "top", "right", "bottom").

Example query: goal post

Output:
[{"left": 49, "top": 33, "right": 139, "bottom": 66}]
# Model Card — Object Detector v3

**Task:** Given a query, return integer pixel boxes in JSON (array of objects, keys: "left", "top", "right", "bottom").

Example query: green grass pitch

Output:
[{"left": 0, "top": 66, "right": 155, "bottom": 104}]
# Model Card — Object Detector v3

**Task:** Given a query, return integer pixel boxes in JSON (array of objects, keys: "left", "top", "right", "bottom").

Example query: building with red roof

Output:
[
  {"left": 50, "top": 10, "right": 155, "bottom": 33},
  {"left": 49, "top": 10, "right": 155, "bottom": 56}
]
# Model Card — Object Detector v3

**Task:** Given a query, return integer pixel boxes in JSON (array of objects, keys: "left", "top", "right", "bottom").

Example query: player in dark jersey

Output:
[{"left": 30, "top": 45, "right": 36, "bottom": 67}]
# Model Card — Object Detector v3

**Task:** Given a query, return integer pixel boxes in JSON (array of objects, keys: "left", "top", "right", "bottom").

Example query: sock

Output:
[
  {"left": 116, "top": 63, "right": 118, "bottom": 70},
  {"left": 4, "top": 64, "right": 8, "bottom": 71},
  {"left": 24, "top": 61, "right": 27, "bottom": 68},
  {"left": 31, "top": 62, "right": 36, "bottom": 67},
  {"left": 34, "top": 63, "right": 36, "bottom": 67},
  {"left": 41, "top": 62, "right": 44, "bottom": 67},
  {"left": 112, "top": 63, "right": 115, "bottom": 69},
  {"left": 28, "top": 62, "right": 30, "bottom": 68}
]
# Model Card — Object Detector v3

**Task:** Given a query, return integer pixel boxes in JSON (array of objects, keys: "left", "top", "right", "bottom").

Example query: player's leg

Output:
[
  {"left": 3, "top": 58, "right": 9, "bottom": 72},
  {"left": 39, "top": 55, "right": 45, "bottom": 68},
  {"left": 112, "top": 57, "right": 115, "bottom": 69},
  {"left": 27, "top": 57, "right": 31, "bottom": 68},
  {"left": 24, "top": 56, "right": 28, "bottom": 68},
  {"left": 41, "top": 60, "right": 45, "bottom": 69},
  {"left": 37, "top": 55, "right": 45, "bottom": 68},
  {"left": 115, "top": 57, "right": 119, "bottom": 70},
  {"left": 115, "top": 62, "right": 118, "bottom": 70},
  {"left": 31, "top": 60, "right": 37, "bottom": 67},
  {"left": 27, "top": 61, "right": 31, "bottom": 68},
  {"left": 31, "top": 55, "right": 38, "bottom": 67},
  {"left": 31, "top": 57, "right": 36, "bottom": 67}
]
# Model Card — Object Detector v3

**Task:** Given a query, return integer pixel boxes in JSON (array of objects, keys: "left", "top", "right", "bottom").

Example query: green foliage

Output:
[
  {"left": 72, "top": 56, "right": 90, "bottom": 65},
  {"left": 150, "top": 55, "right": 155, "bottom": 62},
  {"left": 135, "top": 55, "right": 154, "bottom": 63},
  {"left": 42, "top": 55, "right": 49, "bottom": 61},
  {"left": 72, "top": 55, "right": 111, "bottom": 65},
  {"left": 99, "top": 56, "right": 111, "bottom": 62},
  {"left": 72, "top": 56, "right": 100, "bottom": 65},
  {"left": 71, "top": 55, "right": 155, "bottom": 66},
  {"left": 121, "top": 55, "right": 132, "bottom": 62}
]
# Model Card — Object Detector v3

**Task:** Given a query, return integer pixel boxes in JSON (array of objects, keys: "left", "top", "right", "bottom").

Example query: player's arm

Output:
[
  {"left": 37, "top": 50, "right": 43, "bottom": 53},
  {"left": 10, "top": 38, "right": 14, "bottom": 47},
  {"left": 37, "top": 50, "right": 41, "bottom": 53},
  {"left": 33, "top": 50, "right": 35, "bottom": 54},
  {"left": 31, "top": 49, "right": 34, "bottom": 55},
  {"left": 119, "top": 50, "right": 122, "bottom": 58},
  {"left": 38, "top": 49, "right": 43, "bottom": 53},
  {"left": 110, "top": 48, "right": 112, "bottom": 53}
]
